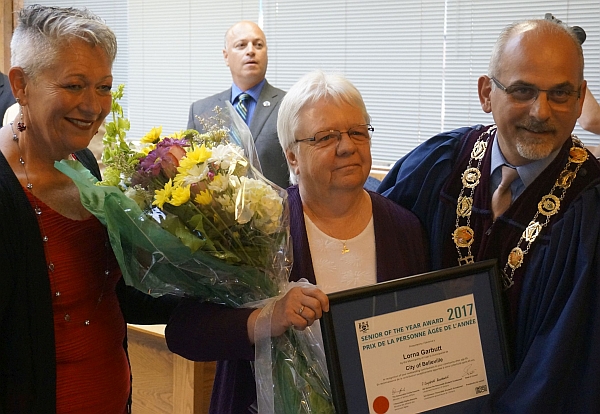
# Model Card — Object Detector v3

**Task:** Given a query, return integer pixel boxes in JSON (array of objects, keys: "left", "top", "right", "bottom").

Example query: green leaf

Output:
[
  {"left": 161, "top": 215, "right": 204, "bottom": 252},
  {"left": 118, "top": 117, "right": 131, "bottom": 131},
  {"left": 105, "top": 122, "right": 117, "bottom": 136}
]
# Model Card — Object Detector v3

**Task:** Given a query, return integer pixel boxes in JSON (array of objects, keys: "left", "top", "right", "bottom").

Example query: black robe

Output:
[{"left": 379, "top": 124, "right": 600, "bottom": 413}]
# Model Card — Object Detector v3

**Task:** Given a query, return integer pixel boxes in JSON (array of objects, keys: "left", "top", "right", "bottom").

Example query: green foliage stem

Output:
[{"left": 99, "top": 84, "right": 139, "bottom": 187}]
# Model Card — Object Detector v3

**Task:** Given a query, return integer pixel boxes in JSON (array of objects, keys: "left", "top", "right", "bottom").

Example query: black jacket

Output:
[
  {"left": 0, "top": 72, "right": 16, "bottom": 123},
  {"left": 0, "top": 148, "right": 178, "bottom": 413}
]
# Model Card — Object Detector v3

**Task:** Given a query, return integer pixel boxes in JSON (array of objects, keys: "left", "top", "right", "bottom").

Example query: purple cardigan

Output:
[{"left": 165, "top": 185, "right": 429, "bottom": 413}]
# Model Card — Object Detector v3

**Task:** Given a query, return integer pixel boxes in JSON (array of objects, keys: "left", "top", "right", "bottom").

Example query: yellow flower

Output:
[
  {"left": 141, "top": 143, "right": 156, "bottom": 155},
  {"left": 179, "top": 144, "right": 212, "bottom": 171},
  {"left": 141, "top": 126, "right": 163, "bottom": 144},
  {"left": 171, "top": 130, "right": 185, "bottom": 139},
  {"left": 170, "top": 185, "right": 191, "bottom": 206},
  {"left": 173, "top": 172, "right": 187, "bottom": 188},
  {"left": 153, "top": 179, "right": 173, "bottom": 209},
  {"left": 194, "top": 190, "right": 212, "bottom": 205}
]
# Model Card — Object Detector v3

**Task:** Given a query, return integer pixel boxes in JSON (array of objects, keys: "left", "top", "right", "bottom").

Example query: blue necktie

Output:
[{"left": 235, "top": 93, "right": 251, "bottom": 124}]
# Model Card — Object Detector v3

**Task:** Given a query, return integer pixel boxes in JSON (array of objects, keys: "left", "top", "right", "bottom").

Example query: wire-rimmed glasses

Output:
[
  {"left": 490, "top": 77, "right": 581, "bottom": 110},
  {"left": 295, "top": 124, "right": 374, "bottom": 148}
]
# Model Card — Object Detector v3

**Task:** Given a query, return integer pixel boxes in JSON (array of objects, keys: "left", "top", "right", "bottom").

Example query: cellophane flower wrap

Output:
[{"left": 55, "top": 85, "right": 334, "bottom": 414}]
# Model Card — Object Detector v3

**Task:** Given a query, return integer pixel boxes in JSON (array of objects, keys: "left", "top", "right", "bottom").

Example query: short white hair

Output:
[{"left": 11, "top": 5, "right": 117, "bottom": 78}]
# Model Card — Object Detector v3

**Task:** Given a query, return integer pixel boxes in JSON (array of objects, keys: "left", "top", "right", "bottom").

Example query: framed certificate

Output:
[{"left": 320, "top": 260, "right": 512, "bottom": 414}]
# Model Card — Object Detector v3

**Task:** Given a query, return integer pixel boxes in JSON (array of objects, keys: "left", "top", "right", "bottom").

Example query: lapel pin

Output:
[{"left": 263, "top": 101, "right": 271, "bottom": 107}]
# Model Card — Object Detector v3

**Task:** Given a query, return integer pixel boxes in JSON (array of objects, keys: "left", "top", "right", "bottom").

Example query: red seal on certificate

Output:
[{"left": 373, "top": 395, "right": 390, "bottom": 413}]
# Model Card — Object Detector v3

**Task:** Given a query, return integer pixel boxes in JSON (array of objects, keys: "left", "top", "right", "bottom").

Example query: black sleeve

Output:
[
  {"left": 73, "top": 148, "right": 101, "bottom": 180},
  {"left": 115, "top": 275, "right": 181, "bottom": 324}
]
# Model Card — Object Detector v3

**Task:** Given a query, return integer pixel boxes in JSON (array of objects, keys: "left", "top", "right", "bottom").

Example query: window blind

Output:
[
  {"left": 264, "top": 0, "right": 600, "bottom": 167},
  {"left": 24, "top": 0, "right": 600, "bottom": 168}
]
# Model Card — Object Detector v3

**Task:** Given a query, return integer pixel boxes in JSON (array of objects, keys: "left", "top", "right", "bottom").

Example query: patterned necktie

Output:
[
  {"left": 491, "top": 165, "right": 519, "bottom": 219},
  {"left": 235, "top": 93, "right": 251, "bottom": 124}
]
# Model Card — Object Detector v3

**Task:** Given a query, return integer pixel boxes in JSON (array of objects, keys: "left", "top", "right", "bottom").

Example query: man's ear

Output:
[
  {"left": 8, "top": 67, "right": 28, "bottom": 104},
  {"left": 478, "top": 75, "right": 493, "bottom": 114},
  {"left": 576, "top": 80, "right": 588, "bottom": 118},
  {"left": 223, "top": 49, "right": 229, "bottom": 67}
]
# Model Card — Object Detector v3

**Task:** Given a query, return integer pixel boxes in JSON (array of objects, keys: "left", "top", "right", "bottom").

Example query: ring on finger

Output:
[{"left": 298, "top": 305, "right": 305, "bottom": 315}]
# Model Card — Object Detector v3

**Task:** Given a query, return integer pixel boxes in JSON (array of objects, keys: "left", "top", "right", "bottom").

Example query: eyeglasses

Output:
[
  {"left": 295, "top": 124, "right": 374, "bottom": 148},
  {"left": 491, "top": 77, "right": 581, "bottom": 108}
]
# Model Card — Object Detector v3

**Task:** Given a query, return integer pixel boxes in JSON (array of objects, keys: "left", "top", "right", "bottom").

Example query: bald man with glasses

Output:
[{"left": 379, "top": 19, "right": 600, "bottom": 413}]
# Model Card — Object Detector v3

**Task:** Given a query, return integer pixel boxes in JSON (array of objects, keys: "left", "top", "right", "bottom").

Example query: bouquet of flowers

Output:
[{"left": 55, "top": 85, "right": 334, "bottom": 414}]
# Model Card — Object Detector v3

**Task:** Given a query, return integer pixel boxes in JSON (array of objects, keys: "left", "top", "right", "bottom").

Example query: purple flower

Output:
[
  {"left": 157, "top": 138, "right": 189, "bottom": 149},
  {"left": 137, "top": 140, "right": 189, "bottom": 179},
  {"left": 138, "top": 147, "right": 166, "bottom": 176}
]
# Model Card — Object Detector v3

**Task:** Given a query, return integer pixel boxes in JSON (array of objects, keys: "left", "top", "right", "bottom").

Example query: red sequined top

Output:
[{"left": 25, "top": 190, "right": 129, "bottom": 413}]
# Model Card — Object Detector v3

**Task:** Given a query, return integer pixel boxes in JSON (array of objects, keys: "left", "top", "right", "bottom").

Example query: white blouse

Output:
[{"left": 304, "top": 213, "right": 377, "bottom": 294}]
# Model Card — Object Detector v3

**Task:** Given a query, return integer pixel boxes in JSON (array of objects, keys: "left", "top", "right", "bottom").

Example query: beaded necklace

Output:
[
  {"left": 10, "top": 122, "right": 110, "bottom": 326},
  {"left": 452, "top": 125, "right": 588, "bottom": 290}
]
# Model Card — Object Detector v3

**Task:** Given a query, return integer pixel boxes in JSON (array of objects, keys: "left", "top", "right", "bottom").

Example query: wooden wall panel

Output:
[
  {"left": 1, "top": 0, "right": 22, "bottom": 73},
  {"left": 127, "top": 326, "right": 216, "bottom": 414}
]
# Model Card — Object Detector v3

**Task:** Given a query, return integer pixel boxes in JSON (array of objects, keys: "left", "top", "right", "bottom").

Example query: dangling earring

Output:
[{"left": 16, "top": 98, "right": 26, "bottom": 132}]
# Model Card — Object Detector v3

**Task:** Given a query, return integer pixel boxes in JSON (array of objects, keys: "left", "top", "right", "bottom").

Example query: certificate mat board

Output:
[{"left": 320, "top": 260, "right": 511, "bottom": 414}]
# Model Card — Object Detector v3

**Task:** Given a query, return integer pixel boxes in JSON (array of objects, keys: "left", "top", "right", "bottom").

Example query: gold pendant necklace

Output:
[
  {"left": 341, "top": 241, "right": 350, "bottom": 254},
  {"left": 452, "top": 125, "right": 587, "bottom": 290}
]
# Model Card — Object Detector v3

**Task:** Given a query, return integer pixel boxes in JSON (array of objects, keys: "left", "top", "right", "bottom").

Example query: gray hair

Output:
[
  {"left": 277, "top": 70, "right": 370, "bottom": 184},
  {"left": 488, "top": 19, "right": 584, "bottom": 80},
  {"left": 11, "top": 5, "right": 117, "bottom": 78}
]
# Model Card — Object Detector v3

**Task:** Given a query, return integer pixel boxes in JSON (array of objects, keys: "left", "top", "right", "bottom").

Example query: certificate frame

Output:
[{"left": 320, "top": 260, "right": 512, "bottom": 414}]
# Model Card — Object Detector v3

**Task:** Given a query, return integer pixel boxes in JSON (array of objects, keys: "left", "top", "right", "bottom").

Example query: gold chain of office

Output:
[{"left": 451, "top": 125, "right": 588, "bottom": 290}]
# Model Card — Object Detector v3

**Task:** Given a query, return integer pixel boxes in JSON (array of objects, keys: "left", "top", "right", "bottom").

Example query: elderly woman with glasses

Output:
[
  {"left": 166, "top": 70, "right": 429, "bottom": 413},
  {"left": 277, "top": 70, "right": 428, "bottom": 295}
]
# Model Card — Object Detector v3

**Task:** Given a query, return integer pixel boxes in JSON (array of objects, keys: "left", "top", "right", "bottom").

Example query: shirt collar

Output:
[
  {"left": 231, "top": 79, "right": 266, "bottom": 103},
  {"left": 490, "top": 131, "right": 561, "bottom": 188}
]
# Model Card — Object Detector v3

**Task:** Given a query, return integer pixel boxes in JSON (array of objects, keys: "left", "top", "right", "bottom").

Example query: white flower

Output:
[
  {"left": 233, "top": 177, "right": 283, "bottom": 234},
  {"left": 176, "top": 163, "right": 210, "bottom": 187},
  {"left": 215, "top": 193, "right": 236, "bottom": 214},
  {"left": 209, "top": 143, "right": 246, "bottom": 172},
  {"left": 208, "top": 173, "right": 232, "bottom": 193}
]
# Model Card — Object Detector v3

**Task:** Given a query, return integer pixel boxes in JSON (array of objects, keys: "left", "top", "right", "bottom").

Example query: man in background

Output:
[
  {"left": 379, "top": 19, "right": 600, "bottom": 412},
  {"left": 0, "top": 71, "right": 16, "bottom": 124},
  {"left": 187, "top": 21, "right": 289, "bottom": 188}
]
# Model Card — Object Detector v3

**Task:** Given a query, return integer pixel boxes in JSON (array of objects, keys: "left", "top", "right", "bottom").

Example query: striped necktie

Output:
[{"left": 235, "top": 93, "right": 251, "bottom": 124}]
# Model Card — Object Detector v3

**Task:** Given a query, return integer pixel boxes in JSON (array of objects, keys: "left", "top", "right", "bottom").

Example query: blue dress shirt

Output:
[
  {"left": 231, "top": 79, "right": 266, "bottom": 126},
  {"left": 489, "top": 134, "right": 560, "bottom": 202}
]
